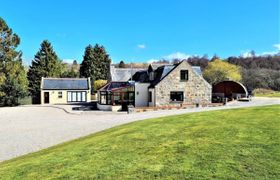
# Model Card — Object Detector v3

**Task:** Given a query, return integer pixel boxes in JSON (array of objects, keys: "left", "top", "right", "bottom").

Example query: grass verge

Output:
[{"left": 253, "top": 88, "right": 280, "bottom": 98}]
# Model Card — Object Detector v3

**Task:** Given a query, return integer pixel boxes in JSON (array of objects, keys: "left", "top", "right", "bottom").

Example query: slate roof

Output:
[
  {"left": 191, "top": 66, "right": 202, "bottom": 76},
  {"left": 131, "top": 70, "right": 150, "bottom": 83},
  {"left": 110, "top": 66, "right": 144, "bottom": 82},
  {"left": 148, "top": 64, "right": 176, "bottom": 88},
  {"left": 132, "top": 62, "right": 203, "bottom": 88},
  {"left": 42, "top": 78, "right": 89, "bottom": 90}
]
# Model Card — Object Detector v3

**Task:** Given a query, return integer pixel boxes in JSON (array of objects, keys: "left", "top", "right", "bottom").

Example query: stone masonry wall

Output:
[{"left": 155, "top": 61, "right": 212, "bottom": 106}]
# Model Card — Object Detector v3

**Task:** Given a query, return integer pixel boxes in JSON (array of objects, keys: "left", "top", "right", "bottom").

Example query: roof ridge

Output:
[{"left": 43, "top": 77, "right": 88, "bottom": 80}]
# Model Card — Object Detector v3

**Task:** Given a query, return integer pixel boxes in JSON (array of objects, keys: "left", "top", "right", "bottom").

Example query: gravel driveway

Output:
[{"left": 0, "top": 97, "right": 279, "bottom": 162}]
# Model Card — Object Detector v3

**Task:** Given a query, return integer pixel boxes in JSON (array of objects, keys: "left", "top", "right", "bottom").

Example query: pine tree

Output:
[
  {"left": 80, "top": 45, "right": 94, "bottom": 80},
  {"left": 0, "top": 17, "right": 28, "bottom": 106},
  {"left": 27, "top": 40, "right": 63, "bottom": 103},
  {"left": 80, "top": 44, "right": 111, "bottom": 90}
]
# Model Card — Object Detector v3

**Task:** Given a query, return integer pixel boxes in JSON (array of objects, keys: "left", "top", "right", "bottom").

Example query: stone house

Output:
[{"left": 97, "top": 60, "right": 211, "bottom": 110}]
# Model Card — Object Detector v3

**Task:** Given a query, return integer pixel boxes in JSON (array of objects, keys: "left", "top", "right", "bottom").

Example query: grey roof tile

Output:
[
  {"left": 110, "top": 66, "right": 144, "bottom": 81},
  {"left": 192, "top": 66, "right": 202, "bottom": 76},
  {"left": 42, "top": 78, "right": 89, "bottom": 90}
]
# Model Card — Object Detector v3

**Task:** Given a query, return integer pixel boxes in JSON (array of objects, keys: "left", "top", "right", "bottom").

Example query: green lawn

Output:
[
  {"left": 0, "top": 105, "right": 280, "bottom": 179},
  {"left": 253, "top": 89, "right": 280, "bottom": 98},
  {"left": 255, "top": 92, "right": 280, "bottom": 98}
]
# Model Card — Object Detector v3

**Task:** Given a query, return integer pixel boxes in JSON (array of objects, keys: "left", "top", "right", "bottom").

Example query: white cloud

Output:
[
  {"left": 261, "top": 43, "right": 280, "bottom": 55},
  {"left": 241, "top": 44, "right": 280, "bottom": 57},
  {"left": 259, "top": 44, "right": 280, "bottom": 56},
  {"left": 163, "top": 52, "right": 191, "bottom": 60},
  {"left": 147, "top": 58, "right": 159, "bottom": 63},
  {"left": 240, "top": 50, "right": 254, "bottom": 58},
  {"left": 62, "top": 59, "right": 75, "bottom": 64},
  {"left": 137, "top": 44, "right": 146, "bottom": 49},
  {"left": 273, "top": 43, "right": 280, "bottom": 51},
  {"left": 22, "top": 56, "right": 32, "bottom": 65},
  {"left": 145, "top": 52, "right": 191, "bottom": 63}
]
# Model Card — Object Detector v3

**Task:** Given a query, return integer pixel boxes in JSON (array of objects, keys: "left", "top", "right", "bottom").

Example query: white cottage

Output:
[{"left": 41, "top": 78, "right": 91, "bottom": 104}]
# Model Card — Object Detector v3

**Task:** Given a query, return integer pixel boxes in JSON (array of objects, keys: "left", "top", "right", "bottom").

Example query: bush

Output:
[{"left": 93, "top": 79, "right": 107, "bottom": 91}]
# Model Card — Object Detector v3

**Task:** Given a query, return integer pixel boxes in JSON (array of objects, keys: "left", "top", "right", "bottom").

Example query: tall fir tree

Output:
[
  {"left": 27, "top": 40, "right": 63, "bottom": 103},
  {"left": 0, "top": 17, "right": 28, "bottom": 106},
  {"left": 80, "top": 44, "right": 111, "bottom": 90}
]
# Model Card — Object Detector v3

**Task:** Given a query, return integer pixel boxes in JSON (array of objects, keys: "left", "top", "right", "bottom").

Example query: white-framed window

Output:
[
  {"left": 77, "top": 92, "right": 81, "bottom": 101},
  {"left": 82, "top": 92, "right": 86, "bottom": 102},
  {"left": 72, "top": 92, "right": 77, "bottom": 102},
  {"left": 67, "top": 92, "right": 71, "bottom": 102},
  {"left": 67, "top": 91, "right": 87, "bottom": 102}
]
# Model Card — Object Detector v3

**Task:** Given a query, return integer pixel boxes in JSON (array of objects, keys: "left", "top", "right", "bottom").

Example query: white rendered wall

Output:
[{"left": 135, "top": 83, "right": 150, "bottom": 107}]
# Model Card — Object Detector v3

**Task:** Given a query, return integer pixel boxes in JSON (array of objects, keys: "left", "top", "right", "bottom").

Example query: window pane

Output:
[
  {"left": 72, "top": 92, "right": 76, "bottom": 102},
  {"left": 180, "top": 70, "right": 188, "bottom": 80},
  {"left": 170, "top": 91, "right": 184, "bottom": 101},
  {"left": 67, "top": 92, "right": 71, "bottom": 102},
  {"left": 82, "top": 92, "right": 86, "bottom": 102},
  {"left": 101, "top": 95, "right": 106, "bottom": 104},
  {"left": 148, "top": 92, "right": 152, "bottom": 102},
  {"left": 129, "top": 92, "right": 134, "bottom": 101},
  {"left": 107, "top": 94, "right": 112, "bottom": 105},
  {"left": 149, "top": 72, "right": 154, "bottom": 81},
  {"left": 58, "top": 91, "right": 62, "bottom": 98},
  {"left": 77, "top": 92, "right": 81, "bottom": 102}
]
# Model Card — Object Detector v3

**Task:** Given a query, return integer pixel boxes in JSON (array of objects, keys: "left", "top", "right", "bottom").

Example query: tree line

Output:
[
  {"left": 0, "top": 17, "right": 111, "bottom": 106},
  {"left": 145, "top": 54, "right": 280, "bottom": 91}
]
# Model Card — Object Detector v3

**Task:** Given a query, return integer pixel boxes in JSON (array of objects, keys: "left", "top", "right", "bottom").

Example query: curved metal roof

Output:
[{"left": 213, "top": 80, "right": 248, "bottom": 96}]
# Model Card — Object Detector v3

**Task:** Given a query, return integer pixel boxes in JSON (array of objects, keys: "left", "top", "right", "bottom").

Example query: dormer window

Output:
[{"left": 149, "top": 72, "right": 154, "bottom": 81}]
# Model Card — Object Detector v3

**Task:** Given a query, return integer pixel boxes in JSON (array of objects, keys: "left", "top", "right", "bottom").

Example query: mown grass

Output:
[
  {"left": 0, "top": 105, "right": 280, "bottom": 179},
  {"left": 253, "top": 88, "right": 280, "bottom": 98},
  {"left": 255, "top": 92, "right": 280, "bottom": 98}
]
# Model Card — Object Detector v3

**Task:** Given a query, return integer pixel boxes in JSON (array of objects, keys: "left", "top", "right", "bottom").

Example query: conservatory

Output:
[{"left": 97, "top": 81, "right": 135, "bottom": 111}]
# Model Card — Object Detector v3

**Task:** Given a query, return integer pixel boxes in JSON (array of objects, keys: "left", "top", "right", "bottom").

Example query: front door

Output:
[{"left": 44, "top": 92, "right": 49, "bottom": 104}]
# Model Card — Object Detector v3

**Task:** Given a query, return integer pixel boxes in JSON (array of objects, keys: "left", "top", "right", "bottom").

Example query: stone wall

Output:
[{"left": 154, "top": 61, "right": 212, "bottom": 106}]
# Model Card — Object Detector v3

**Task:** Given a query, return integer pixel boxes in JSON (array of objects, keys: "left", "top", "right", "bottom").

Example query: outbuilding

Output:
[
  {"left": 40, "top": 78, "right": 91, "bottom": 104},
  {"left": 212, "top": 80, "right": 248, "bottom": 102}
]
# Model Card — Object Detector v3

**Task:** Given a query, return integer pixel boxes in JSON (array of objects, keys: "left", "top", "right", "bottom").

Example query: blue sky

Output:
[{"left": 1, "top": 0, "right": 279, "bottom": 64}]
